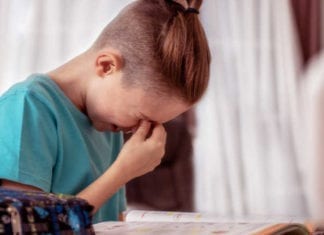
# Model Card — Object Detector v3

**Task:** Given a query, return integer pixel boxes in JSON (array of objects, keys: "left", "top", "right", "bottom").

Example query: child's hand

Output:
[
  {"left": 77, "top": 120, "right": 167, "bottom": 214},
  {"left": 115, "top": 120, "right": 167, "bottom": 181}
]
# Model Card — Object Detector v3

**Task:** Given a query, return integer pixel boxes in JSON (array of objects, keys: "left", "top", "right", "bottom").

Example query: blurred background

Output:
[{"left": 1, "top": 0, "right": 324, "bottom": 220}]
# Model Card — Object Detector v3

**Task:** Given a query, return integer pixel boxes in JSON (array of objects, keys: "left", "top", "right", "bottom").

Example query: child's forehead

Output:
[{"left": 138, "top": 96, "right": 191, "bottom": 124}]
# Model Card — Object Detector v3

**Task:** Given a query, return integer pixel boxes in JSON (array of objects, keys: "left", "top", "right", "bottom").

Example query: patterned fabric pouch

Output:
[{"left": 0, "top": 188, "right": 95, "bottom": 234}]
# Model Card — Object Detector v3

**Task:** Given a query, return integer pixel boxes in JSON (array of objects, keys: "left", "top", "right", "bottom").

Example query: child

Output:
[{"left": 0, "top": 0, "right": 210, "bottom": 223}]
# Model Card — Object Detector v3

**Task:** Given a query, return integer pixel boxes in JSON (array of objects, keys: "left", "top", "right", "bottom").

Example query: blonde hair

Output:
[{"left": 93, "top": 0, "right": 211, "bottom": 104}]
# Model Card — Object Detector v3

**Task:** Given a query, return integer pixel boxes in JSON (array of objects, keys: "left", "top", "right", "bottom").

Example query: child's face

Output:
[{"left": 85, "top": 72, "right": 190, "bottom": 132}]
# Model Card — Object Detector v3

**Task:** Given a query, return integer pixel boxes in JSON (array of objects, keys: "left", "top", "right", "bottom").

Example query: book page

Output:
[
  {"left": 125, "top": 210, "right": 214, "bottom": 222},
  {"left": 93, "top": 210, "right": 311, "bottom": 235},
  {"left": 93, "top": 221, "right": 277, "bottom": 235},
  {"left": 125, "top": 210, "right": 306, "bottom": 224}
]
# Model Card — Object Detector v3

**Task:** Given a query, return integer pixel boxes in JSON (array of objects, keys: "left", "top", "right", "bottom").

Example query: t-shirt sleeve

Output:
[
  {"left": 0, "top": 91, "right": 57, "bottom": 191},
  {"left": 116, "top": 134, "right": 127, "bottom": 212},
  {"left": 119, "top": 186, "right": 127, "bottom": 213}
]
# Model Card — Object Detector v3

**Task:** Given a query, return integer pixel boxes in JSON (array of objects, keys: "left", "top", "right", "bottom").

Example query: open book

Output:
[{"left": 93, "top": 210, "right": 314, "bottom": 235}]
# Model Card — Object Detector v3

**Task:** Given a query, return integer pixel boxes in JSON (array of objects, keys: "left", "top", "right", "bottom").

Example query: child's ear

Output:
[{"left": 95, "top": 51, "right": 123, "bottom": 77}]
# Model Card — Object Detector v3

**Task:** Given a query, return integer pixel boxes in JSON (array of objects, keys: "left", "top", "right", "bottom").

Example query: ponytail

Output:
[{"left": 159, "top": 0, "right": 210, "bottom": 103}]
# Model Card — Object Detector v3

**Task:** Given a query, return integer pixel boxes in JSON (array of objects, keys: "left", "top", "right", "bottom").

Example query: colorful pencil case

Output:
[{"left": 0, "top": 188, "right": 94, "bottom": 234}]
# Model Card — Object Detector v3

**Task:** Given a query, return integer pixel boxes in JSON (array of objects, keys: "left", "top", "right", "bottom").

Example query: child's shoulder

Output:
[
  {"left": 1, "top": 73, "right": 60, "bottom": 101},
  {"left": 10, "top": 73, "right": 53, "bottom": 92}
]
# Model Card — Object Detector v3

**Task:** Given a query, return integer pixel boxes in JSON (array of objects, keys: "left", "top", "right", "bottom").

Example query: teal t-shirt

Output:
[{"left": 0, "top": 74, "right": 126, "bottom": 223}]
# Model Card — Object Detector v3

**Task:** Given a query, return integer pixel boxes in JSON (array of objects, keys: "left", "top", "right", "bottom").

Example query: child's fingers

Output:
[
  {"left": 149, "top": 123, "right": 166, "bottom": 142},
  {"left": 132, "top": 120, "right": 151, "bottom": 140}
]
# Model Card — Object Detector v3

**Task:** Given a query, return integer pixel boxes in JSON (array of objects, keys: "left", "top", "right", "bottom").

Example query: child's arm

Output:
[
  {"left": 77, "top": 120, "right": 166, "bottom": 214},
  {"left": 1, "top": 180, "right": 42, "bottom": 191}
]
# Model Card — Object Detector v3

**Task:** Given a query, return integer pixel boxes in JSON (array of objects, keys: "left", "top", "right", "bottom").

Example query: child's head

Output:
[
  {"left": 91, "top": 0, "right": 210, "bottom": 105},
  {"left": 83, "top": 0, "right": 210, "bottom": 132}
]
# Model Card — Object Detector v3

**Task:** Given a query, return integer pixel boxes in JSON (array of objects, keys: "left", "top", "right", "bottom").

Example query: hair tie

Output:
[{"left": 185, "top": 7, "right": 199, "bottom": 14}]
